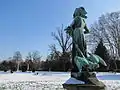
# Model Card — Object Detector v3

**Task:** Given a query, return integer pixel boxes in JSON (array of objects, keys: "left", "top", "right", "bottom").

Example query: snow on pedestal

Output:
[{"left": 64, "top": 77, "right": 85, "bottom": 84}]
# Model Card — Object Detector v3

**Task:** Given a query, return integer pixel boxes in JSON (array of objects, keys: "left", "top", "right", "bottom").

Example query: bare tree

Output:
[
  {"left": 51, "top": 25, "right": 72, "bottom": 71},
  {"left": 88, "top": 11, "right": 120, "bottom": 70},
  {"left": 26, "top": 51, "right": 42, "bottom": 71},
  {"left": 26, "top": 52, "right": 32, "bottom": 71},
  {"left": 13, "top": 51, "right": 22, "bottom": 71},
  {"left": 49, "top": 44, "right": 61, "bottom": 58},
  {"left": 51, "top": 25, "right": 72, "bottom": 54}
]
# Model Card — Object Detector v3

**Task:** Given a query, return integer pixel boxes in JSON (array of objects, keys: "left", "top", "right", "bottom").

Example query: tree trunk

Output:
[
  {"left": 17, "top": 62, "right": 19, "bottom": 71},
  {"left": 27, "top": 63, "right": 29, "bottom": 71},
  {"left": 114, "top": 60, "right": 117, "bottom": 72}
]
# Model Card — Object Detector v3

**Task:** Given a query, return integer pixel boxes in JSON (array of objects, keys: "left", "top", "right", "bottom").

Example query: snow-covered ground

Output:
[
  {"left": 96, "top": 73, "right": 120, "bottom": 90},
  {"left": 0, "top": 71, "right": 70, "bottom": 90},
  {"left": 0, "top": 71, "right": 119, "bottom": 90}
]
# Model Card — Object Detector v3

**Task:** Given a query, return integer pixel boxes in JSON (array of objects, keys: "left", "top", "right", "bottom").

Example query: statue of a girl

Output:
[
  {"left": 65, "top": 7, "right": 107, "bottom": 82},
  {"left": 65, "top": 7, "right": 89, "bottom": 72}
]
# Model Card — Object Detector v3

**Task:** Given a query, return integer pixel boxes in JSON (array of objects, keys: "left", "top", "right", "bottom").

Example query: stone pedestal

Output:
[
  {"left": 63, "top": 78, "right": 106, "bottom": 90},
  {"left": 63, "top": 84, "right": 106, "bottom": 90}
]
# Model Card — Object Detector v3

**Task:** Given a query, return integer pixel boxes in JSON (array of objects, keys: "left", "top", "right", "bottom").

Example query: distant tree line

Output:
[{"left": 0, "top": 51, "right": 42, "bottom": 72}]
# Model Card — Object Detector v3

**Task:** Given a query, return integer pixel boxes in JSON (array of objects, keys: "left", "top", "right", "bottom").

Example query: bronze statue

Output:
[{"left": 65, "top": 7, "right": 107, "bottom": 83}]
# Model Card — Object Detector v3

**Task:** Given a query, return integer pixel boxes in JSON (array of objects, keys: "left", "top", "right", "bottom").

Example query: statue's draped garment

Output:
[
  {"left": 72, "top": 16, "right": 87, "bottom": 57},
  {"left": 71, "top": 16, "right": 88, "bottom": 72}
]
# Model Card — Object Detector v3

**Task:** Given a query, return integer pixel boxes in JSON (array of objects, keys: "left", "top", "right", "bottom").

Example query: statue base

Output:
[
  {"left": 63, "top": 72, "right": 106, "bottom": 90},
  {"left": 63, "top": 83, "right": 106, "bottom": 90},
  {"left": 71, "top": 71, "right": 101, "bottom": 84}
]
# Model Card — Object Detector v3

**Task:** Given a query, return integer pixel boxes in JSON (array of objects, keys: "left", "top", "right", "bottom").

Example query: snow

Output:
[
  {"left": 96, "top": 72, "right": 120, "bottom": 90},
  {"left": 99, "top": 80, "right": 120, "bottom": 90},
  {"left": 64, "top": 77, "right": 85, "bottom": 84},
  {"left": 0, "top": 71, "right": 119, "bottom": 90},
  {"left": 0, "top": 71, "right": 70, "bottom": 90}
]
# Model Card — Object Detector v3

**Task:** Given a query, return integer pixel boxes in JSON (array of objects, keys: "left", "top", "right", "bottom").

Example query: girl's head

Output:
[{"left": 73, "top": 7, "right": 87, "bottom": 19}]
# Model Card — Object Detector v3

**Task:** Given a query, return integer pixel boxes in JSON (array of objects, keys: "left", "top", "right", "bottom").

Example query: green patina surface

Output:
[{"left": 65, "top": 7, "right": 107, "bottom": 73}]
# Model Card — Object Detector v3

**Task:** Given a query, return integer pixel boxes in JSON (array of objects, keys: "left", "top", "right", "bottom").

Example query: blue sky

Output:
[{"left": 0, "top": 0, "right": 120, "bottom": 60}]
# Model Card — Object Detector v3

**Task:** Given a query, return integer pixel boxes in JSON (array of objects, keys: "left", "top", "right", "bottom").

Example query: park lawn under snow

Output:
[
  {"left": 0, "top": 71, "right": 70, "bottom": 90},
  {"left": 0, "top": 71, "right": 119, "bottom": 90}
]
